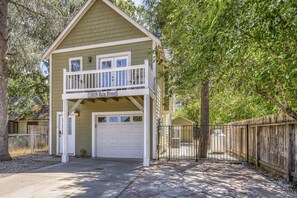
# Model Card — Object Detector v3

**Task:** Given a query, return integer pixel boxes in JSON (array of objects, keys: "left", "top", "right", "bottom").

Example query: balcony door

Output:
[{"left": 99, "top": 56, "right": 128, "bottom": 88}]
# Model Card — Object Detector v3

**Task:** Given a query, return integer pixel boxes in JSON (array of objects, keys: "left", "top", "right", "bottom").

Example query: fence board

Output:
[{"left": 227, "top": 114, "right": 297, "bottom": 181}]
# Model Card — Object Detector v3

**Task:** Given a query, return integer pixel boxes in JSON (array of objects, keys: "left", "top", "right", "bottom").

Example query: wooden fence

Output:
[
  {"left": 28, "top": 125, "right": 48, "bottom": 135},
  {"left": 226, "top": 114, "right": 297, "bottom": 182}
]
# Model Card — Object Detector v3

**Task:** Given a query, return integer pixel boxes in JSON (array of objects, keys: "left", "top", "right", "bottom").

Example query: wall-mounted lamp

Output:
[
  {"left": 88, "top": 57, "right": 92, "bottom": 63},
  {"left": 73, "top": 109, "right": 80, "bottom": 117}
]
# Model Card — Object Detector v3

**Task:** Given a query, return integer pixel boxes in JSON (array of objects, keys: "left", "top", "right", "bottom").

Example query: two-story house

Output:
[{"left": 43, "top": 0, "right": 172, "bottom": 166}]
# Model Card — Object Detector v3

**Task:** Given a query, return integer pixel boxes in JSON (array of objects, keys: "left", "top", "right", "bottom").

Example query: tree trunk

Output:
[
  {"left": 0, "top": 0, "right": 11, "bottom": 161},
  {"left": 197, "top": 82, "right": 209, "bottom": 158}
]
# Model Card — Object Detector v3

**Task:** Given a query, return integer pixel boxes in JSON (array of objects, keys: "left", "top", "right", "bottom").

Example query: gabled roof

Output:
[
  {"left": 43, "top": 0, "right": 161, "bottom": 59},
  {"left": 172, "top": 116, "right": 195, "bottom": 124}
]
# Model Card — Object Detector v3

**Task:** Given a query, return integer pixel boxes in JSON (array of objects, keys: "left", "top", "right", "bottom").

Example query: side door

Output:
[{"left": 58, "top": 114, "right": 75, "bottom": 155}]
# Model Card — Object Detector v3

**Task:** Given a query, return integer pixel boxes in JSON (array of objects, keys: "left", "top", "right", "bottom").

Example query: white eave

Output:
[{"left": 42, "top": 0, "right": 161, "bottom": 60}]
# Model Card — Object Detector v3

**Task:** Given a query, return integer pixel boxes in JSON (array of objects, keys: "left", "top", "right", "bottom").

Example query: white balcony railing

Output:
[{"left": 63, "top": 61, "right": 155, "bottom": 94}]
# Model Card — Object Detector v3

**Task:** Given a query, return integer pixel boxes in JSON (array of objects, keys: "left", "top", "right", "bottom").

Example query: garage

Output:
[{"left": 95, "top": 113, "right": 144, "bottom": 158}]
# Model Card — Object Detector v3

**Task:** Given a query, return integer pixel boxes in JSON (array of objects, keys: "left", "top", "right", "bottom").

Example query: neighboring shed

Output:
[
  {"left": 8, "top": 95, "right": 49, "bottom": 134},
  {"left": 172, "top": 116, "right": 195, "bottom": 143},
  {"left": 172, "top": 116, "right": 195, "bottom": 126}
]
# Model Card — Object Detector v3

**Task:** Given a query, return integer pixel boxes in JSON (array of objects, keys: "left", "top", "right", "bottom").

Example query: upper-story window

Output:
[{"left": 69, "top": 57, "right": 83, "bottom": 72}]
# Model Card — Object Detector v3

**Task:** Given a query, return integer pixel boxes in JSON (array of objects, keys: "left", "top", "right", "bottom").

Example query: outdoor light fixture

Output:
[
  {"left": 73, "top": 110, "right": 80, "bottom": 117},
  {"left": 88, "top": 57, "right": 92, "bottom": 63}
]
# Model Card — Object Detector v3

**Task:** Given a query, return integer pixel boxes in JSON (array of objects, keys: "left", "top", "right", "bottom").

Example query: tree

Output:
[
  {"left": 0, "top": 0, "right": 88, "bottom": 161},
  {"left": 0, "top": 0, "right": 10, "bottom": 161},
  {"left": 145, "top": 0, "right": 232, "bottom": 157}
]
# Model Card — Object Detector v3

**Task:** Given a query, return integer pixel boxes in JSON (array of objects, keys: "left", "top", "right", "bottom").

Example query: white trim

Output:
[
  {"left": 56, "top": 112, "right": 62, "bottom": 155},
  {"left": 43, "top": 0, "right": 96, "bottom": 59},
  {"left": 152, "top": 99, "right": 157, "bottom": 159},
  {"left": 69, "top": 57, "right": 83, "bottom": 72},
  {"left": 49, "top": 55, "right": 52, "bottom": 155},
  {"left": 128, "top": 96, "right": 144, "bottom": 112},
  {"left": 53, "top": 37, "right": 151, "bottom": 55},
  {"left": 62, "top": 89, "right": 150, "bottom": 100},
  {"left": 143, "top": 95, "right": 150, "bottom": 166},
  {"left": 102, "top": 0, "right": 161, "bottom": 45},
  {"left": 92, "top": 111, "right": 143, "bottom": 157},
  {"left": 56, "top": 112, "right": 76, "bottom": 156}
]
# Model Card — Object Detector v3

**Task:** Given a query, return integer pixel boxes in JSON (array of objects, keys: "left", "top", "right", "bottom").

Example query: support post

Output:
[
  {"left": 152, "top": 99, "right": 157, "bottom": 159},
  {"left": 287, "top": 124, "right": 293, "bottom": 182},
  {"left": 246, "top": 124, "right": 249, "bottom": 163},
  {"left": 255, "top": 126, "right": 260, "bottom": 167},
  {"left": 62, "top": 99, "right": 69, "bottom": 163},
  {"left": 62, "top": 68, "right": 69, "bottom": 163},
  {"left": 144, "top": 59, "right": 149, "bottom": 89},
  {"left": 143, "top": 94, "right": 150, "bottom": 166}
]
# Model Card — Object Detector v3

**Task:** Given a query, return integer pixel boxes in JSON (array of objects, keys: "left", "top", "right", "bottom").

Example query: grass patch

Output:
[{"left": 9, "top": 147, "right": 48, "bottom": 158}]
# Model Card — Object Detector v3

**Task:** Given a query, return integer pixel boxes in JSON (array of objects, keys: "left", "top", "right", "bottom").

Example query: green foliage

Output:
[
  {"left": 111, "top": 0, "right": 144, "bottom": 24},
  {"left": 7, "top": 0, "right": 87, "bottom": 118},
  {"left": 146, "top": 0, "right": 297, "bottom": 121}
]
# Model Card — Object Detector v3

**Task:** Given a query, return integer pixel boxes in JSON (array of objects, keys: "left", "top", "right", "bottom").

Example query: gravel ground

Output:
[
  {"left": 0, "top": 152, "right": 59, "bottom": 179},
  {"left": 119, "top": 161, "right": 297, "bottom": 198}
]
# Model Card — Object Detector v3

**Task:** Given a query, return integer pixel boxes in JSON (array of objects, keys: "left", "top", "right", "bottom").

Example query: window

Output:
[
  {"left": 109, "top": 116, "right": 119, "bottom": 123},
  {"left": 69, "top": 57, "right": 83, "bottom": 72},
  {"left": 121, "top": 116, "right": 130, "bottom": 122},
  {"left": 98, "top": 117, "right": 107, "bottom": 123},
  {"left": 115, "top": 57, "right": 127, "bottom": 68},
  {"left": 101, "top": 59, "right": 112, "bottom": 69},
  {"left": 133, "top": 116, "right": 143, "bottom": 122}
]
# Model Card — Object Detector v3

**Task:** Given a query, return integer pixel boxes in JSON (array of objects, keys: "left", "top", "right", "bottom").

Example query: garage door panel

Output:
[{"left": 96, "top": 114, "right": 144, "bottom": 159}]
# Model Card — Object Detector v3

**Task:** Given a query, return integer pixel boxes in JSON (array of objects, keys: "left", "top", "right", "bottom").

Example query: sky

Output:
[{"left": 132, "top": 0, "right": 143, "bottom": 6}]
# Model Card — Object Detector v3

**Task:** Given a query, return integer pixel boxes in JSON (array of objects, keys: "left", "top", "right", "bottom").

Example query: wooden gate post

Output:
[
  {"left": 246, "top": 125, "right": 249, "bottom": 163},
  {"left": 255, "top": 126, "right": 260, "bottom": 167},
  {"left": 287, "top": 124, "right": 293, "bottom": 182}
]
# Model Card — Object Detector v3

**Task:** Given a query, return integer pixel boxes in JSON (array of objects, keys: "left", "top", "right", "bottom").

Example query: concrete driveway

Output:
[
  {"left": 119, "top": 161, "right": 297, "bottom": 197},
  {"left": 0, "top": 158, "right": 142, "bottom": 198}
]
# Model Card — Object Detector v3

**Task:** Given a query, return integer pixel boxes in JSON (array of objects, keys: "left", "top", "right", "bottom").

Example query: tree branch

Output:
[
  {"left": 276, "top": 80, "right": 288, "bottom": 109},
  {"left": 8, "top": 0, "right": 45, "bottom": 17},
  {"left": 254, "top": 88, "right": 297, "bottom": 121}
]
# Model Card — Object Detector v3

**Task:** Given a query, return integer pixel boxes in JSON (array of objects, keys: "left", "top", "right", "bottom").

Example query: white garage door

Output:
[{"left": 96, "top": 114, "right": 144, "bottom": 158}]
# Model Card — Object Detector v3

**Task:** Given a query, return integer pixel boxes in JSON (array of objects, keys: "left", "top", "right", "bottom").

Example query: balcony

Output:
[{"left": 63, "top": 60, "right": 155, "bottom": 95}]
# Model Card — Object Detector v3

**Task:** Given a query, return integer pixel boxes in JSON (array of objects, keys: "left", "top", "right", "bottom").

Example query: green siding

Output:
[
  {"left": 51, "top": 41, "right": 152, "bottom": 155},
  {"left": 57, "top": 0, "right": 146, "bottom": 49}
]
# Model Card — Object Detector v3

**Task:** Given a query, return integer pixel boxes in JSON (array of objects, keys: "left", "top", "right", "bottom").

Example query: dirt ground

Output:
[
  {"left": 119, "top": 161, "right": 297, "bottom": 198},
  {"left": 0, "top": 152, "right": 59, "bottom": 179}
]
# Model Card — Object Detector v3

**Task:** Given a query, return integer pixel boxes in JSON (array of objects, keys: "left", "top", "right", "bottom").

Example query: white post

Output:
[
  {"left": 143, "top": 94, "right": 150, "bottom": 166},
  {"left": 144, "top": 59, "right": 149, "bottom": 89},
  {"left": 152, "top": 99, "right": 157, "bottom": 159},
  {"left": 62, "top": 99, "right": 69, "bottom": 163},
  {"left": 62, "top": 69, "right": 69, "bottom": 163}
]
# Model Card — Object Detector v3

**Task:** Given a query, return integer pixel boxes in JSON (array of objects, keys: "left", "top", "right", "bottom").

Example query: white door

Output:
[
  {"left": 99, "top": 56, "right": 128, "bottom": 88},
  {"left": 58, "top": 114, "right": 75, "bottom": 155},
  {"left": 96, "top": 114, "right": 143, "bottom": 158}
]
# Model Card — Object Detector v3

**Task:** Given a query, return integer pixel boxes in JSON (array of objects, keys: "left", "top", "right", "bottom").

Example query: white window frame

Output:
[
  {"left": 115, "top": 56, "right": 129, "bottom": 68},
  {"left": 99, "top": 58, "right": 114, "bottom": 70},
  {"left": 69, "top": 57, "right": 83, "bottom": 72}
]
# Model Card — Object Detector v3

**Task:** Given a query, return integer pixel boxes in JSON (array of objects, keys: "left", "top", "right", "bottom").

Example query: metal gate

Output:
[{"left": 157, "top": 125, "right": 248, "bottom": 162}]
